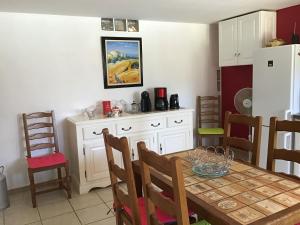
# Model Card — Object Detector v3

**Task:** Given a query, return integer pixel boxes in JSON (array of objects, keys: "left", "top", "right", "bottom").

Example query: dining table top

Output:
[{"left": 132, "top": 149, "right": 300, "bottom": 225}]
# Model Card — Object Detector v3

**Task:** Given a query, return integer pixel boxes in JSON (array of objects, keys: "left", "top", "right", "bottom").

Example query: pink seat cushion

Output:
[
  {"left": 124, "top": 197, "right": 176, "bottom": 225},
  {"left": 27, "top": 152, "right": 66, "bottom": 169}
]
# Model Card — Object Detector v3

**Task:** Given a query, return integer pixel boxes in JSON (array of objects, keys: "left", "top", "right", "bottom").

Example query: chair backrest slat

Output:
[
  {"left": 227, "top": 114, "right": 257, "bottom": 126},
  {"left": 111, "top": 164, "right": 127, "bottom": 182},
  {"left": 200, "top": 119, "right": 219, "bottom": 123},
  {"left": 276, "top": 120, "right": 300, "bottom": 131},
  {"left": 27, "top": 122, "right": 53, "bottom": 130},
  {"left": 139, "top": 148, "right": 172, "bottom": 176},
  {"left": 223, "top": 111, "right": 262, "bottom": 166},
  {"left": 22, "top": 111, "right": 59, "bottom": 158},
  {"left": 25, "top": 112, "right": 52, "bottom": 119},
  {"left": 200, "top": 111, "right": 219, "bottom": 116},
  {"left": 273, "top": 149, "right": 300, "bottom": 163},
  {"left": 137, "top": 142, "right": 190, "bottom": 225},
  {"left": 102, "top": 128, "right": 140, "bottom": 225},
  {"left": 267, "top": 117, "right": 300, "bottom": 179},
  {"left": 197, "top": 96, "right": 221, "bottom": 128},
  {"left": 29, "top": 132, "right": 54, "bottom": 140},
  {"left": 226, "top": 137, "right": 253, "bottom": 152},
  {"left": 30, "top": 143, "right": 56, "bottom": 151},
  {"left": 147, "top": 184, "right": 177, "bottom": 217}
]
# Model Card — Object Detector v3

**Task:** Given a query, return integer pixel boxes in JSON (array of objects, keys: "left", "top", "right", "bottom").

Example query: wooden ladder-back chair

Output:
[
  {"left": 197, "top": 96, "right": 224, "bottom": 147},
  {"left": 267, "top": 117, "right": 300, "bottom": 180},
  {"left": 102, "top": 128, "right": 140, "bottom": 225},
  {"left": 223, "top": 111, "right": 262, "bottom": 166},
  {"left": 22, "top": 111, "right": 71, "bottom": 208},
  {"left": 102, "top": 129, "right": 178, "bottom": 225},
  {"left": 137, "top": 142, "right": 209, "bottom": 225}
]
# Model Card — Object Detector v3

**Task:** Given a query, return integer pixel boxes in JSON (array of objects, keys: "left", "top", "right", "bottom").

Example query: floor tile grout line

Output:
[
  {"left": 67, "top": 198, "right": 83, "bottom": 225},
  {"left": 85, "top": 215, "right": 115, "bottom": 225},
  {"left": 36, "top": 201, "right": 43, "bottom": 225},
  {"left": 74, "top": 200, "right": 115, "bottom": 225},
  {"left": 2, "top": 210, "right": 5, "bottom": 225},
  {"left": 94, "top": 190, "right": 113, "bottom": 204},
  {"left": 93, "top": 190, "right": 106, "bottom": 204},
  {"left": 1, "top": 210, "right": 4, "bottom": 225},
  {"left": 38, "top": 207, "right": 74, "bottom": 223}
]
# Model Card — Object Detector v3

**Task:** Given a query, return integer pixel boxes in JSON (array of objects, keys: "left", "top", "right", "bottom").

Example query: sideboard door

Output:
[
  {"left": 129, "top": 133, "right": 157, "bottom": 160},
  {"left": 158, "top": 128, "right": 191, "bottom": 155},
  {"left": 84, "top": 144, "right": 121, "bottom": 181}
]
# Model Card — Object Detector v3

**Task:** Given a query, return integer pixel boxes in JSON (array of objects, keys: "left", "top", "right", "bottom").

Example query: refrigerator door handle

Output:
[
  {"left": 283, "top": 132, "right": 292, "bottom": 149},
  {"left": 284, "top": 110, "right": 292, "bottom": 120},
  {"left": 282, "top": 132, "right": 294, "bottom": 175}
]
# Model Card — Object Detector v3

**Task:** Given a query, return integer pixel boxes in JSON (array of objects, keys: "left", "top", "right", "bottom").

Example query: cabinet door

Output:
[
  {"left": 219, "top": 18, "right": 238, "bottom": 67},
  {"left": 129, "top": 133, "right": 156, "bottom": 160},
  {"left": 158, "top": 129, "right": 191, "bottom": 155},
  {"left": 84, "top": 144, "right": 121, "bottom": 181},
  {"left": 237, "top": 13, "right": 260, "bottom": 65}
]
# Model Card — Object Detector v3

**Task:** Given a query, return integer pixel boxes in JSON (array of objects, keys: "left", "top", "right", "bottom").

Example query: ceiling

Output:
[{"left": 0, "top": 0, "right": 299, "bottom": 24}]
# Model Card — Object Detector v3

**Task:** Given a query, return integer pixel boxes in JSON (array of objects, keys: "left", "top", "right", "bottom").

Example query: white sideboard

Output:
[{"left": 67, "top": 108, "right": 194, "bottom": 194}]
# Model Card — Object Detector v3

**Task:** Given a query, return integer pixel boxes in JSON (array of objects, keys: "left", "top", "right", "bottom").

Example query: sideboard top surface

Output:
[{"left": 67, "top": 108, "right": 194, "bottom": 126}]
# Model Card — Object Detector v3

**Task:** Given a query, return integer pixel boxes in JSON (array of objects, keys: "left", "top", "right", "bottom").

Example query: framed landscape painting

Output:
[{"left": 101, "top": 37, "right": 143, "bottom": 89}]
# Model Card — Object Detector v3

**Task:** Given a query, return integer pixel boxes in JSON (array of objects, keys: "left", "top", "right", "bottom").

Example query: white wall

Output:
[{"left": 0, "top": 12, "right": 218, "bottom": 189}]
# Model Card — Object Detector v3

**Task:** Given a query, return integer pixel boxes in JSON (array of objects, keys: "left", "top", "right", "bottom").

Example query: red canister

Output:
[{"left": 102, "top": 101, "right": 111, "bottom": 115}]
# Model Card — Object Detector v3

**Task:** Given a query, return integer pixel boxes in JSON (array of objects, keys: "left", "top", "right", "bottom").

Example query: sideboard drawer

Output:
[
  {"left": 167, "top": 114, "right": 189, "bottom": 128},
  {"left": 116, "top": 122, "right": 135, "bottom": 135},
  {"left": 145, "top": 117, "right": 166, "bottom": 131},
  {"left": 83, "top": 124, "right": 113, "bottom": 140},
  {"left": 116, "top": 117, "right": 166, "bottom": 135}
]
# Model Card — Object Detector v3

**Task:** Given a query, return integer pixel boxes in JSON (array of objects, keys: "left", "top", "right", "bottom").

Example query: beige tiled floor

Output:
[{"left": 2, "top": 187, "right": 116, "bottom": 225}]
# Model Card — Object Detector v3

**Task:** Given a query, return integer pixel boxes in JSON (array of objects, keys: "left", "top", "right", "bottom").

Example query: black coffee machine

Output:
[
  {"left": 154, "top": 87, "right": 168, "bottom": 111},
  {"left": 140, "top": 91, "right": 151, "bottom": 112},
  {"left": 170, "top": 94, "right": 180, "bottom": 109}
]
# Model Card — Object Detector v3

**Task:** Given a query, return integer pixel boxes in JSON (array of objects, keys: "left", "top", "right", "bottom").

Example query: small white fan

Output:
[{"left": 234, "top": 88, "right": 252, "bottom": 116}]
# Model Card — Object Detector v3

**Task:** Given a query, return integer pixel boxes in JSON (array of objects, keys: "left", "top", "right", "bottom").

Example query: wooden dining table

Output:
[{"left": 132, "top": 150, "right": 300, "bottom": 225}]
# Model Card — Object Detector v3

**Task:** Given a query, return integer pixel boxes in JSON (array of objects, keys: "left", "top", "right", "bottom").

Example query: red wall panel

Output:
[
  {"left": 221, "top": 65, "right": 253, "bottom": 137},
  {"left": 277, "top": 5, "right": 300, "bottom": 44}
]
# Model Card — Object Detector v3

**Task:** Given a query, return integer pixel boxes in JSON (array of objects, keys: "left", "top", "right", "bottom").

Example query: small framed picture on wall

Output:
[
  {"left": 101, "top": 18, "right": 114, "bottom": 31},
  {"left": 114, "top": 19, "right": 127, "bottom": 31},
  {"left": 127, "top": 20, "right": 139, "bottom": 32}
]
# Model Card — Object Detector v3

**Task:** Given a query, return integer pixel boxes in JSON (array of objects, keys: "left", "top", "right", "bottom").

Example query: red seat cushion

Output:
[
  {"left": 124, "top": 197, "right": 176, "bottom": 225},
  {"left": 27, "top": 152, "right": 66, "bottom": 169}
]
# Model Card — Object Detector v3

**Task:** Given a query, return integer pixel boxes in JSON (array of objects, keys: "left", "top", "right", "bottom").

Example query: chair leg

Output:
[
  {"left": 198, "top": 136, "right": 202, "bottom": 147},
  {"left": 64, "top": 164, "right": 71, "bottom": 199},
  {"left": 115, "top": 209, "right": 123, "bottom": 225},
  {"left": 28, "top": 169, "right": 37, "bottom": 208},
  {"left": 219, "top": 136, "right": 223, "bottom": 146},
  {"left": 57, "top": 168, "right": 63, "bottom": 188}
]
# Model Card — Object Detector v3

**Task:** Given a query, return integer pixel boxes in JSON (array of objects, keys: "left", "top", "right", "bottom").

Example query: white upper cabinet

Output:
[
  {"left": 219, "top": 11, "right": 276, "bottom": 67},
  {"left": 219, "top": 18, "right": 238, "bottom": 66},
  {"left": 238, "top": 13, "right": 260, "bottom": 65}
]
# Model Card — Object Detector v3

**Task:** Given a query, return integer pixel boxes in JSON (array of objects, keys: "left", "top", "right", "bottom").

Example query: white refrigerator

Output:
[{"left": 253, "top": 44, "right": 300, "bottom": 175}]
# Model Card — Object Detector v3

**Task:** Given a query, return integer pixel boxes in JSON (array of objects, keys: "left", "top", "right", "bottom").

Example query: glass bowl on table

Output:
[{"left": 185, "top": 146, "right": 234, "bottom": 178}]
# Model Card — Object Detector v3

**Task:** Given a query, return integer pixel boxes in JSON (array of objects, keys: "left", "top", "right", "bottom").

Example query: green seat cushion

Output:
[
  {"left": 198, "top": 128, "right": 224, "bottom": 135},
  {"left": 192, "top": 220, "right": 211, "bottom": 225}
]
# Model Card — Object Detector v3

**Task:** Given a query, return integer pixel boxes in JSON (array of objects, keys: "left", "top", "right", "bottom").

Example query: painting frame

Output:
[{"left": 101, "top": 36, "right": 143, "bottom": 89}]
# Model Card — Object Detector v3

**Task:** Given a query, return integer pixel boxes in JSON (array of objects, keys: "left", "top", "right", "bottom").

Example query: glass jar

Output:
[{"left": 131, "top": 101, "right": 139, "bottom": 113}]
